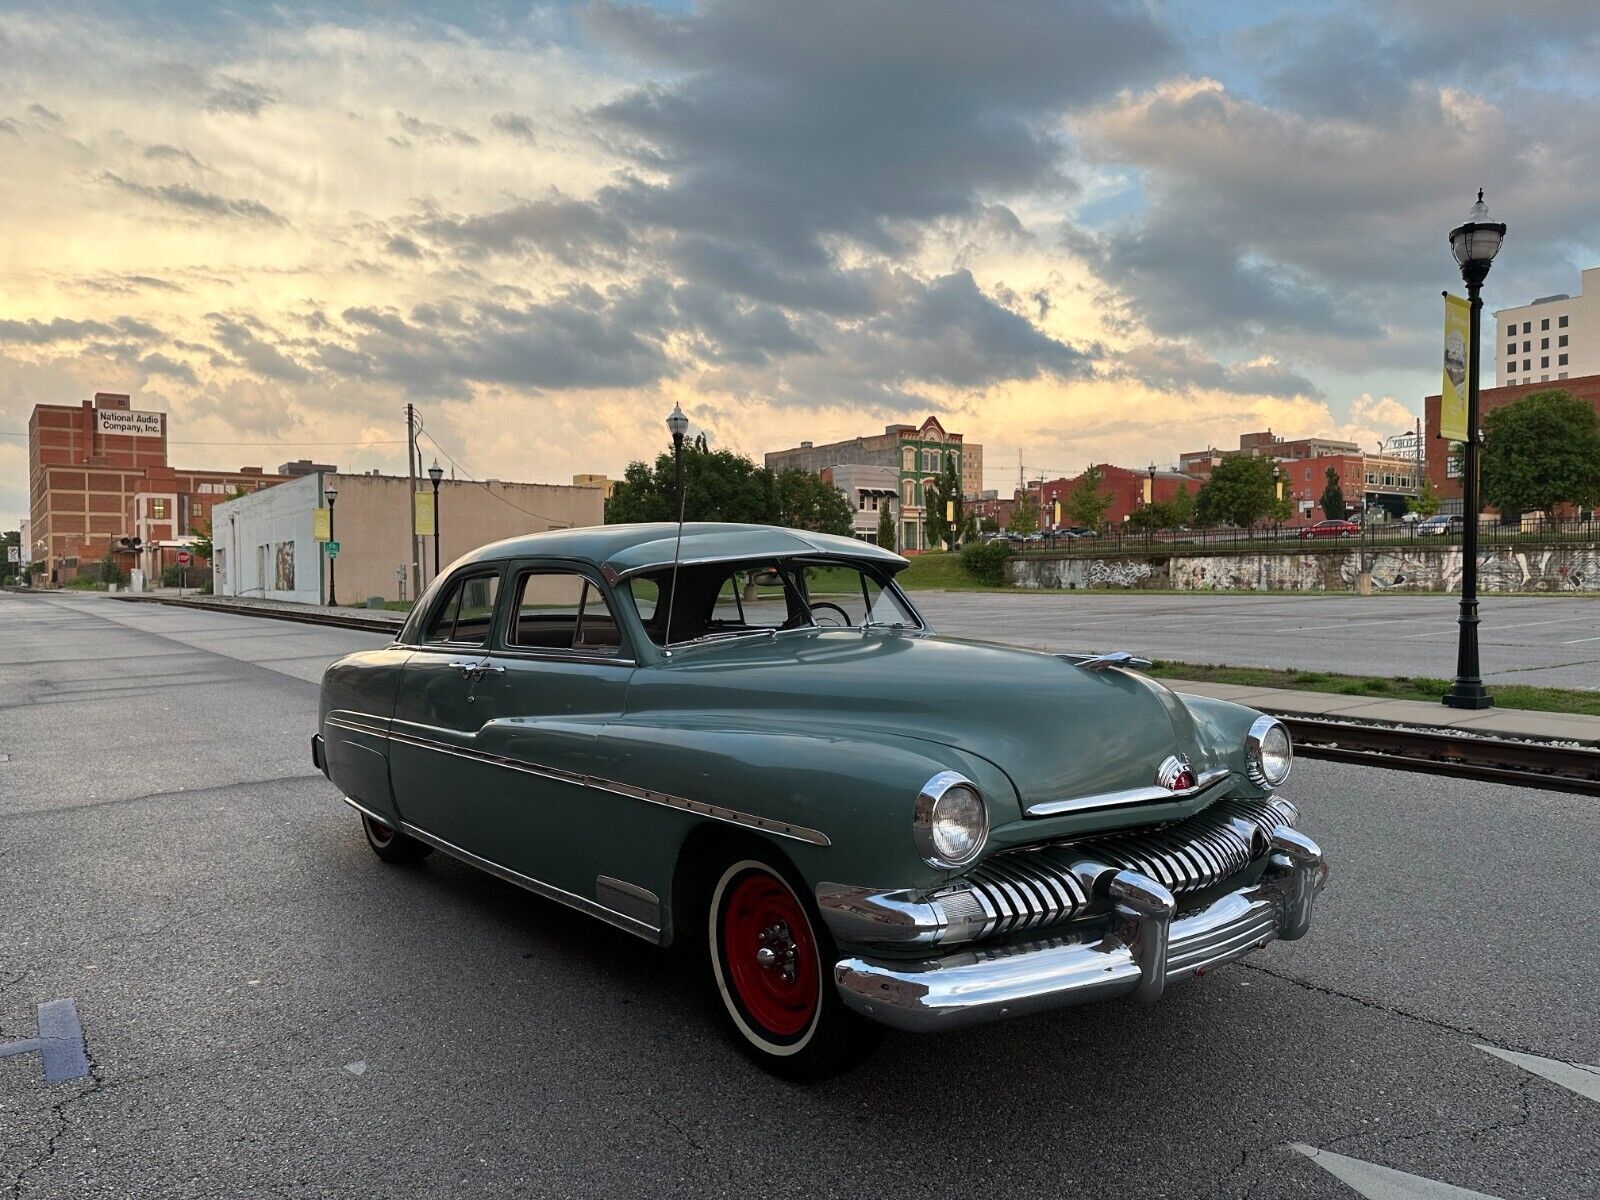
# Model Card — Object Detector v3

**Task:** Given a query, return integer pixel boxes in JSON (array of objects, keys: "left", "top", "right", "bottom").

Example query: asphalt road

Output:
[
  {"left": 915, "top": 591, "right": 1600, "bottom": 690},
  {"left": 2, "top": 591, "right": 1597, "bottom": 1199}
]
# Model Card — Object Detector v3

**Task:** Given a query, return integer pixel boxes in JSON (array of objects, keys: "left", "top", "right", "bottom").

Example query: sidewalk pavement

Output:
[{"left": 1169, "top": 679, "right": 1600, "bottom": 747}]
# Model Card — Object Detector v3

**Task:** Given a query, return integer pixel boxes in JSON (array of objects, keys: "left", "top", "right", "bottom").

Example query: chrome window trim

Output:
[
  {"left": 913, "top": 770, "right": 988, "bottom": 870},
  {"left": 328, "top": 711, "right": 831, "bottom": 848},
  {"left": 1245, "top": 715, "right": 1293, "bottom": 788},
  {"left": 1024, "top": 765, "right": 1231, "bottom": 818}
]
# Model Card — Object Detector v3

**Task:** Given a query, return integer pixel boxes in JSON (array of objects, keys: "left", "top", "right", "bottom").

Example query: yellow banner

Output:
[
  {"left": 414, "top": 491, "right": 435, "bottom": 537},
  {"left": 312, "top": 508, "right": 330, "bottom": 541},
  {"left": 1440, "top": 293, "right": 1470, "bottom": 442}
]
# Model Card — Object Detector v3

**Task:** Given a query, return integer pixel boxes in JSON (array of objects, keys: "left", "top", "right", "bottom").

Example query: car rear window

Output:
[{"left": 510, "top": 570, "right": 623, "bottom": 654}]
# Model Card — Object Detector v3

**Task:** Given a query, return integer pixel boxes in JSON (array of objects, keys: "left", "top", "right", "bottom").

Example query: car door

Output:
[
  {"left": 388, "top": 564, "right": 507, "bottom": 846},
  {"left": 427, "top": 560, "right": 637, "bottom": 898}
]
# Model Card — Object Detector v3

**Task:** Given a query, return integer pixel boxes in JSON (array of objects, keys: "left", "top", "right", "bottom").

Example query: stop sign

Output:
[{"left": 176, "top": 551, "right": 192, "bottom": 566}]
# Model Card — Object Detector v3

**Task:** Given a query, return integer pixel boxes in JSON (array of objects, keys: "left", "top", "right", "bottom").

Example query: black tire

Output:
[
  {"left": 704, "top": 848, "right": 884, "bottom": 1081},
  {"left": 360, "top": 811, "right": 433, "bottom": 865}
]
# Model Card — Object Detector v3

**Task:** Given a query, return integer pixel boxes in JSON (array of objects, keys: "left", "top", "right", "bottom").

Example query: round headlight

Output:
[
  {"left": 914, "top": 772, "right": 988, "bottom": 869},
  {"left": 1246, "top": 716, "right": 1293, "bottom": 788}
]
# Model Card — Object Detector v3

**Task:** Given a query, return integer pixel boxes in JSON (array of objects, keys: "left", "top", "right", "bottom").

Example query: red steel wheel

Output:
[
  {"left": 364, "top": 815, "right": 396, "bottom": 846},
  {"left": 721, "top": 869, "right": 820, "bottom": 1039},
  {"left": 358, "top": 806, "right": 433, "bottom": 865}
]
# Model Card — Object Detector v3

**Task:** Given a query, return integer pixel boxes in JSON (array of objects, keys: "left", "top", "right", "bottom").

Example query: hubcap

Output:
[
  {"left": 721, "top": 871, "right": 819, "bottom": 1039},
  {"left": 365, "top": 816, "right": 395, "bottom": 846}
]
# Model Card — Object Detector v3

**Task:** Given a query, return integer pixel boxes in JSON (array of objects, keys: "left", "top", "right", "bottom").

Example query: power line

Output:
[
  {"left": 417, "top": 429, "right": 571, "bottom": 527},
  {"left": 0, "top": 429, "right": 407, "bottom": 448}
]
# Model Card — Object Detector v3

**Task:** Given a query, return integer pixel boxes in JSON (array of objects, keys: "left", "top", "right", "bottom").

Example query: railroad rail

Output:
[
  {"left": 103, "top": 592, "right": 404, "bottom": 634},
  {"left": 1280, "top": 715, "right": 1600, "bottom": 797}
]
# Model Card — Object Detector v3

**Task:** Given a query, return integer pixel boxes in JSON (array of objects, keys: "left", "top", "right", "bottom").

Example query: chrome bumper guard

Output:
[{"left": 832, "top": 828, "right": 1325, "bottom": 1033}]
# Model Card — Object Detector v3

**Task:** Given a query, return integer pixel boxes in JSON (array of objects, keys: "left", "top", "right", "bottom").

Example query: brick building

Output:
[
  {"left": 1423, "top": 372, "right": 1600, "bottom": 512},
  {"left": 27, "top": 392, "right": 287, "bottom": 582},
  {"left": 1038, "top": 465, "right": 1200, "bottom": 530},
  {"left": 1282, "top": 455, "right": 1366, "bottom": 523},
  {"left": 1179, "top": 430, "right": 1362, "bottom": 478}
]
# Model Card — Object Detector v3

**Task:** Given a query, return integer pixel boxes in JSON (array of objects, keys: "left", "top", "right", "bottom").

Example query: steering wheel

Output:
[{"left": 810, "top": 602, "right": 851, "bottom": 628}]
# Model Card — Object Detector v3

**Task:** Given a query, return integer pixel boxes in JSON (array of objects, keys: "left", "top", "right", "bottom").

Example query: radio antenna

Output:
[{"left": 663, "top": 404, "right": 690, "bottom": 654}]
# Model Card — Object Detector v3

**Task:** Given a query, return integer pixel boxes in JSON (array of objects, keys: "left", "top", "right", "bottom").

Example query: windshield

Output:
[{"left": 623, "top": 557, "right": 920, "bottom": 648}]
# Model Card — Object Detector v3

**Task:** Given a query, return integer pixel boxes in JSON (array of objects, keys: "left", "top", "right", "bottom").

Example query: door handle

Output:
[
  {"left": 448, "top": 660, "right": 478, "bottom": 674},
  {"left": 475, "top": 664, "right": 505, "bottom": 677}
]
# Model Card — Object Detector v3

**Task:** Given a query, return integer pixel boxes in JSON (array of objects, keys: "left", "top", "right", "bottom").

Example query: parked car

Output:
[
  {"left": 1298, "top": 519, "right": 1360, "bottom": 540},
  {"left": 315, "top": 523, "right": 1326, "bottom": 1079},
  {"left": 1416, "top": 514, "right": 1465, "bottom": 537},
  {"left": 1058, "top": 526, "right": 1096, "bottom": 539}
]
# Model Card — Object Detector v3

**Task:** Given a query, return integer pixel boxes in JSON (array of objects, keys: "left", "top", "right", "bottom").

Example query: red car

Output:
[{"left": 1299, "top": 519, "right": 1360, "bottom": 539}]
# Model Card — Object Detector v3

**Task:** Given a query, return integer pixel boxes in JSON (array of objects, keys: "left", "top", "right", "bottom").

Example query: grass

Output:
[
  {"left": 1145, "top": 661, "right": 1600, "bottom": 718},
  {"left": 895, "top": 551, "right": 1008, "bottom": 591}
]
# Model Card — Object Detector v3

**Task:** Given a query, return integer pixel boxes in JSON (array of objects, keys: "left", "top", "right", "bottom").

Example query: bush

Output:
[
  {"left": 960, "top": 539, "right": 1012, "bottom": 586},
  {"left": 160, "top": 564, "right": 186, "bottom": 587}
]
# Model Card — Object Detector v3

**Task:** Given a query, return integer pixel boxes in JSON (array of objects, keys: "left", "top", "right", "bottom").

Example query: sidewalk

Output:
[{"left": 1169, "top": 679, "right": 1600, "bottom": 747}]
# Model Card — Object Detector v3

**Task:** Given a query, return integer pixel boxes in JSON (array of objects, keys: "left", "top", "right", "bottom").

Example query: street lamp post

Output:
[
  {"left": 1146, "top": 462, "right": 1157, "bottom": 548},
  {"left": 1443, "top": 189, "right": 1505, "bottom": 711},
  {"left": 1272, "top": 465, "right": 1282, "bottom": 542},
  {"left": 663, "top": 404, "right": 691, "bottom": 649},
  {"left": 427, "top": 459, "right": 443, "bottom": 579},
  {"left": 324, "top": 481, "right": 338, "bottom": 607}
]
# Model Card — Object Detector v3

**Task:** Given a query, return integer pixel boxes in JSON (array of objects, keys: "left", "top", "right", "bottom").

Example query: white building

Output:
[
  {"left": 1495, "top": 266, "right": 1600, "bottom": 388},
  {"left": 824, "top": 464, "right": 899, "bottom": 544}
]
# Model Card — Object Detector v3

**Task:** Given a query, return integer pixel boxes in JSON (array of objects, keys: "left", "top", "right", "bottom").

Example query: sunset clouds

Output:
[{"left": 2, "top": 1, "right": 1596, "bottom": 517}]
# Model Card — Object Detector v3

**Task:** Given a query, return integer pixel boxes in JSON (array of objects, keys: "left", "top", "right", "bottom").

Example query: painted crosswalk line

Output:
[
  {"left": 1289, "top": 1143, "right": 1505, "bottom": 1200},
  {"left": 1474, "top": 1044, "right": 1600, "bottom": 1104}
]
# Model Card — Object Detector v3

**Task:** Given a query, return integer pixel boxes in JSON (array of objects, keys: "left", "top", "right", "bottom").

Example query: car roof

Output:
[{"left": 454, "top": 521, "right": 909, "bottom": 580}]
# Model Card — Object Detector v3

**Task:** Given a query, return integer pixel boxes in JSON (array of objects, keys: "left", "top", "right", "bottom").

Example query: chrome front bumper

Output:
[{"left": 832, "top": 828, "right": 1325, "bottom": 1033}]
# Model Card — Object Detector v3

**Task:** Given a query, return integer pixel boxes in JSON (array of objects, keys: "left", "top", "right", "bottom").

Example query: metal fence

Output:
[{"left": 995, "top": 517, "right": 1600, "bottom": 558}]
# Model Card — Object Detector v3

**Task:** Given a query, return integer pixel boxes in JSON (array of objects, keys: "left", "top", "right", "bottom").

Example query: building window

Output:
[
  {"left": 1506, "top": 325, "right": 1516, "bottom": 337},
  {"left": 151, "top": 500, "right": 166, "bottom": 518},
  {"left": 901, "top": 480, "right": 914, "bottom": 507},
  {"left": 1506, "top": 342, "right": 1516, "bottom": 356},
  {"left": 1559, "top": 354, "right": 1568, "bottom": 366},
  {"left": 1522, "top": 341, "right": 1530, "bottom": 352},
  {"left": 1559, "top": 334, "right": 1568, "bottom": 347},
  {"left": 1559, "top": 315, "right": 1568, "bottom": 328},
  {"left": 1541, "top": 338, "right": 1549, "bottom": 349},
  {"left": 1560, "top": 372, "right": 1568, "bottom": 380},
  {"left": 902, "top": 448, "right": 915, "bottom": 471},
  {"left": 1523, "top": 360, "right": 1531, "bottom": 372},
  {"left": 1541, "top": 375, "right": 1549, "bottom": 382},
  {"left": 1523, "top": 322, "right": 1531, "bottom": 333},
  {"left": 1542, "top": 357, "right": 1549, "bottom": 368},
  {"left": 1541, "top": 318, "right": 1549, "bottom": 330}
]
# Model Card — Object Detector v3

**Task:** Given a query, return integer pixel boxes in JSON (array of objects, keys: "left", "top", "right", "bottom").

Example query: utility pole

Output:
[{"left": 406, "top": 403, "right": 421, "bottom": 599}]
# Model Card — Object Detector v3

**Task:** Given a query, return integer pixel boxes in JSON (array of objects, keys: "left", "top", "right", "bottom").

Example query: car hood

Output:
[{"left": 624, "top": 631, "right": 1210, "bottom": 810}]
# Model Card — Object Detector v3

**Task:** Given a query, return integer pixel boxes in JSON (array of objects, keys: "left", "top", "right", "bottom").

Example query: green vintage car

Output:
[{"left": 314, "top": 522, "right": 1326, "bottom": 1079}]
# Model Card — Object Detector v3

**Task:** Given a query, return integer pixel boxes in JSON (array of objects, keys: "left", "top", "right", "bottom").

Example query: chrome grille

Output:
[{"left": 950, "top": 797, "right": 1294, "bottom": 942}]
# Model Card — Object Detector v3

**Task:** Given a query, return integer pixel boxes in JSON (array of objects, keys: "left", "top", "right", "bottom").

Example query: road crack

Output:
[{"left": 7, "top": 1045, "right": 105, "bottom": 1200}]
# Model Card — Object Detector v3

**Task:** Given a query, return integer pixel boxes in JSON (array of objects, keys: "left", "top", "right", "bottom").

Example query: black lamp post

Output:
[
  {"left": 1272, "top": 465, "right": 1282, "bottom": 541},
  {"left": 1443, "top": 189, "right": 1505, "bottom": 710},
  {"left": 427, "top": 458, "right": 443, "bottom": 579},
  {"left": 324, "top": 481, "right": 338, "bottom": 607},
  {"left": 1146, "top": 462, "right": 1157, "bottom": 547},
  {"left": 663, "top": 404, "right": 691, "bottom": 648}
]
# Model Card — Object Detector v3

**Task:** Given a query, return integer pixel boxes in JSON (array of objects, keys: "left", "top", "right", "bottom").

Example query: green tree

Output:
[
  {"left": 1407, "top": 478, "right": 1441, "bottom": 518},
  {"left": 1196, "top": 456, "right": 1276, "bottom": 528},
  {"left": 876, "top": 502, "right": 896, "bottom": 551},
  {"left": 606, "top": 446, "right": 776, "bottom": 525},
  {"left": 959, "top": 509, "right": 979, "bottom": 545},
  {"left": 773, "top": 469, "right": 854, "bottom": 535},
  {"left": 979, "top": 515, "right": 999, "bottom": 534},
  {"left": 1169, "top": 483, "right": 1196, "bottom": 528},
  {"left": 1319, "top": 467, "right": 1347, "bottom": 521},
  {"left": 1007, "top": 490, "right": 1039, "bottom": 534},
  {"left": 99, "top": 554, "right": 127, "bottom": 587},
  {"left": 1480, "top": 389, "right": 1600, "bottom": 515},
  {"left": 923, "top": 474, "right": 949, "bottom": 551},
  {"left": 1065, "top": 465, "right": 1112, "bottom": 531}
]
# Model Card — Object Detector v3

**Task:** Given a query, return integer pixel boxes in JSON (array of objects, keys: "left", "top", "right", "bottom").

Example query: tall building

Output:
[
  {"left": 766, "top": 416, "right": 981, "bottom": 551},
  {"left": 27, "top": 392, "right": 287, "bottom": 581},
  {"left": 1495, "top": 267, "right": 1599, "bottom": 388}
]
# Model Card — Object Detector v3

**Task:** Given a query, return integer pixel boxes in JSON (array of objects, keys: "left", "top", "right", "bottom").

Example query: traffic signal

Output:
[{"left": 113, "top": 536, "right": 143, "bottom": 553}]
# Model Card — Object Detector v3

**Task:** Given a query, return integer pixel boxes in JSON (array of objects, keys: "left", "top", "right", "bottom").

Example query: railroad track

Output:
[
  {"left": 1280, "top": 715, "right": 1600, "bottom": 797},
  {"left": 85, "top": 592, "right": 1600, "bottom": 796}
]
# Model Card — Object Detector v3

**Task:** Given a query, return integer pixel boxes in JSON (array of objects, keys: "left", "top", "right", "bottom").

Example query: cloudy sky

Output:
[{"left": 3, "top": 0, "right": 1597, "bottom": 520}]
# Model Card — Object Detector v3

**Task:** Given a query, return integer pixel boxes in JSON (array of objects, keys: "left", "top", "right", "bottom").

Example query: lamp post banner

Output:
[
  {"left": 1440, "top": 293, "right": 1470, "bottom": 442},
  {"left": 413, "top": 491, "right": 435, "bottom": 537},
  {"left": 312, "top": 508, "right": 330, "bottom": 541}
]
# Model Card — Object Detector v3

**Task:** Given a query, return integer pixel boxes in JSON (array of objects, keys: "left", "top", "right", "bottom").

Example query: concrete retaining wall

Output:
[{"left": 1006, "top": 544, "right": 1600, "bottom": 592}]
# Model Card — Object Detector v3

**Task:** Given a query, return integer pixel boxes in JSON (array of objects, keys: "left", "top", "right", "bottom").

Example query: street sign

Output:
[
  {"left": 325, "top": 541, "right": 341, "bottom": 558},
  {"left": 176, "top": 551, "right": 192, "bottom": 566},
  {"left": 6, "top": 546, "right": 18, "bottom": 564}
]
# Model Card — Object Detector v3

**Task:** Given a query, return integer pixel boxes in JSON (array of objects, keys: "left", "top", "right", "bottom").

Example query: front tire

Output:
[
  {"left": 360, "top": 812, "right": 433, "bottom": 865},
  {"left": 706, "top": 854, "right": 883, "bottom": 1081}
]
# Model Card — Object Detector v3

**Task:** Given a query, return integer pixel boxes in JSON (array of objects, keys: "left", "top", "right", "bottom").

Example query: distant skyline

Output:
[{"left": 4, "top": 0, "right": 1598, "bottom": 520}]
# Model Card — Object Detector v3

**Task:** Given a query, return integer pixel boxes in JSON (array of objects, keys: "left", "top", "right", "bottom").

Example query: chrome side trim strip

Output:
[
  {"left": 596, "top": 876, "right": 661, "bottom": 929},
  {"left": 332, "top": 711, "right": 832, "bottom": 848},
  {"left": 396, "top": 820, "right": 663, "bottom": 945},
  {"left": 342, "top": 795, "right": 391, "bottom": 826},
  {"left": 1024, "top": 765, "right": 1231, "bottom": 818}
]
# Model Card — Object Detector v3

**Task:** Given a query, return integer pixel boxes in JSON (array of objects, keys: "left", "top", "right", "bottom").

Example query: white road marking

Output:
[
  {"left": 1559, "top": 635, "right": 1600, "bottom": 645},
  {"left": 1289, "top": 1144, "right": 1504, "bottom": 1199},
  {"left": 1474, "top": 1044, "right": 1600, "bottom": 1103}
]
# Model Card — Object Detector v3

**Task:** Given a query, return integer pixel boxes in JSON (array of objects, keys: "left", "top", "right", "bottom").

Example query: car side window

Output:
[
  {"left": 510, "top": 570, "right": 624, "bottom": 655},
  {"left": 423, "top": 572, "right": 501, "bottom": 646}
]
